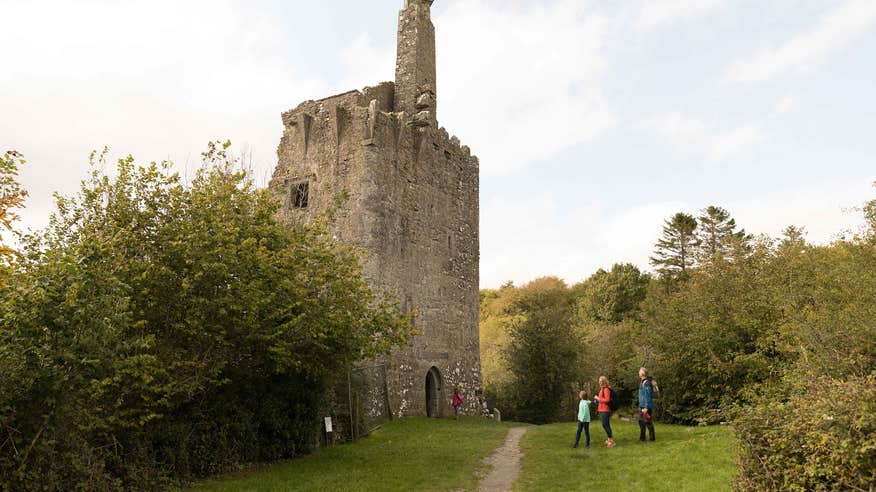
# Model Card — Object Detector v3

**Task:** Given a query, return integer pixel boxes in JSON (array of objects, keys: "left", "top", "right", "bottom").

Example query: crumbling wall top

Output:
[{"left": 405, "top": 0, "right": 434, "bottom": 8}]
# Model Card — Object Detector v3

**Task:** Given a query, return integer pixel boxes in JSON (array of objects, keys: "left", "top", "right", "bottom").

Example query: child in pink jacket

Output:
[{"left": 452, "top": 387, "right": 464, "bottom": 420}]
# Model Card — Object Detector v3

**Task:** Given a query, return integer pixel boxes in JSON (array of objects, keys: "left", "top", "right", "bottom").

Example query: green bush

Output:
[
  {"left": 734, "top": 375, "right": 876, "bottom": 491},
  {"left": 500, "top": 277, "right": 579, "bottom": 424},
  {"left": 0, "top": 144, "right": 413, "bottom": 490},
  {"left": 732, "top": 212, "right": 876, "bottom": 490},
  {"left": 643, "top": 239, "right": 781, "bottom": 424}
]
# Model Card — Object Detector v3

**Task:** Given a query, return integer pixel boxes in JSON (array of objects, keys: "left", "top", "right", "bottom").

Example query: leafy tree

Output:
[
  {"left": 643, "top": 235, "right": 782, "bottom": 424},
  {"left": 0, "top": 150, "right": 27, "bottom": 270},
  {"left": 576, "top": 318, "right": 642, "bottom": 407},
  {"left": 573, "top": 263, "right": 650, "bottom": 323},
  {"left": 857, "top": 183, "right": 876, "bottom": 244},
  {"left": 773, "top": 228, "right": 876, "bottom": 380},
  {"left": 0, "top": 143, "right": 413, "bottom": 490},
  {"left": 734, "top": 194, "right": 876, "bottom": 490},
  {"left": 479, "top": 282, "right": 521, "bottom": 390},
  {"left": 695, "top": 206, "right": 748, "bottom": 263},
  {"left": 779, "top": 225, "right": 806, "bottom": 246},
  {"left": 650, "top": 212, "right": 698, "bottom": 281},
  {"left": 503, "top": 277, "right": 579, "bottom": 424}
]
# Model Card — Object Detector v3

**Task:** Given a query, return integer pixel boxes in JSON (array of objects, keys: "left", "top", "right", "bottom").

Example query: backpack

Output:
[{"left": 607, "top": 387, "right": 620, "bottom": 412}]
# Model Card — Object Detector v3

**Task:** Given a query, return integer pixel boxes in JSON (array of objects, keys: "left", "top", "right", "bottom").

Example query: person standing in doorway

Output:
[
  {"left": 594, "top": 376, "right": 615, "bottom": 447},
  {"left": 452, "top": 387, "right": 464, "bottom": 421},
  {"left": 638, "top": 367, "right": 658, "bottom": 442},
  {"left": 572, "top": 390, "right": 592, "bottom": 448}
]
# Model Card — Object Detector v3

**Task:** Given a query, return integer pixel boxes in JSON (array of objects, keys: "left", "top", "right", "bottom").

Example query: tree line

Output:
[
  {"left": 0, "top": 145, "right": 414, "bottom": 490},
  {"left": 480, "top": 197, "right": 875, "bottom": 490}
]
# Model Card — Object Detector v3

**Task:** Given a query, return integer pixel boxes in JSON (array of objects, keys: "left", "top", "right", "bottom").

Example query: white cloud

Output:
[
  {"left": 435, "top": 0, "right": 618, "bottom": 176},
  {"left": 726, "top": 179, "right": 872, "bottom": 243},
  {"left": 635, "top": 0, "right": 729, "bottom": 30},
  {"left": 479, "top": 193, "right": 696, "bottom": 287},
  {"left": 0, "top": 0, "right": 325, "bottom": 233},
  {"left": 639, "top": 112, "right": 765, "bottom": 161},
  {"left": 480, "top": 195, "right": 607, "bottom": 287},
  {"left": 591, "top": 201, "right": 688, "bottom": 271},
  {"left": 721, "top": 0, "right": 876, "bottom": 85},
  {"left": 480, "top": 180, "right": 874, "bottom": 288},
  {"left": 337, "top": 33, "right": 395, "bottom": 92},
  {"left": 774, "top": 94, "right": 797, "bottom": 114},
  {"left": 638, "top": 92, "right": 805, "bottom": 163}
]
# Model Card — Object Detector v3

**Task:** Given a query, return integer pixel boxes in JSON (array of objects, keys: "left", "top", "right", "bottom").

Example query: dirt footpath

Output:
[{"left": 477, "top": 426, "right": 529, "bottom": 492}]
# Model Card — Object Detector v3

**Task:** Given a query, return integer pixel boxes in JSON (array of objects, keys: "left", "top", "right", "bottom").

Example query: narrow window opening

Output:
[{"left": 292, "top": 182, "right": 309, "bottom": 208}]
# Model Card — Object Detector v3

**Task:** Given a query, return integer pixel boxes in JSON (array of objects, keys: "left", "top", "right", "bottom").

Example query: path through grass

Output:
[
  {"left": 517, "top": 419, "right": 736, "bottom": 491},
  {"left": 188, "top": 417, "right": 736, "bottom": 492},
  {"left": 187, "top": 417, "right": 513, "bottom": 492}
]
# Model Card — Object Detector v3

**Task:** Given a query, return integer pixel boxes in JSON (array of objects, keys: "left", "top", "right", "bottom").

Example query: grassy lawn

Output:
[
  {"left": 187, "top": 417, "right": 736, "bottom": 492},
  {"left": 187, "top": 417, "right": 513, "bottom": 492},
  {"left": 517, "top": 419, "right": 737, "bottom": 492}
]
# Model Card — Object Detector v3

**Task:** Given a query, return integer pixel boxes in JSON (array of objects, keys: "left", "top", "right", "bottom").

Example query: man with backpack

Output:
[{"left": 638, "top": 367, "right": 659, "bottom": 442}]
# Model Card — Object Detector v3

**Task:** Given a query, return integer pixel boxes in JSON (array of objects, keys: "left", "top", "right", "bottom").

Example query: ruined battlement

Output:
[
  {"left": 276, "top": 84, "right": 475, "bottom": 171},
  {"left": 269, "top": 0, "right": 480, "bottom": 420}
]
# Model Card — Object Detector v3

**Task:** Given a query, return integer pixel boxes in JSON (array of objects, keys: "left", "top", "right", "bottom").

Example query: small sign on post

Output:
[{"left": 323, "top": 416, "right": 334, "bottom": 447}]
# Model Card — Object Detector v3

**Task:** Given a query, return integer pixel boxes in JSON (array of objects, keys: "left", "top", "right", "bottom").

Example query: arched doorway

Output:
[{"left": 425, "top": 367, "right": 442, "bottom": 418}]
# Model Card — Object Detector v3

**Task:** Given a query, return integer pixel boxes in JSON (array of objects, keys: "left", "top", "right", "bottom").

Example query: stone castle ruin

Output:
[{"left": 269, "top": 0, "right": 481, "bottom": 419}]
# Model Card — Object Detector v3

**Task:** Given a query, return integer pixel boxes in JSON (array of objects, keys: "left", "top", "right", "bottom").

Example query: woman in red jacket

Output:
[{"left": 595, "top": 376, "right": 615, "bottom": 447}]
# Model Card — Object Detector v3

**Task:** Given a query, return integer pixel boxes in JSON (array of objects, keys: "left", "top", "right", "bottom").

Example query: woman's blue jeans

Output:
[{"left": 600, "top": 411, "right": 613, "bottom": 439}]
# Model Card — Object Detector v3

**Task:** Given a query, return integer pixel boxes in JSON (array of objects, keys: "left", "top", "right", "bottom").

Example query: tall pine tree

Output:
[
  {"left": 696, "top": 205, "right": 748, "bottom": 263},
  {"left": 650, "top": 212, "right": 698, "bottom": 280}
]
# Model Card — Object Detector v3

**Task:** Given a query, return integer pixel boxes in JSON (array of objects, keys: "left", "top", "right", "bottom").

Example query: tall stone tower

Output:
[{"left": 270, "top": 0, "right": 481, "bottom": 419}]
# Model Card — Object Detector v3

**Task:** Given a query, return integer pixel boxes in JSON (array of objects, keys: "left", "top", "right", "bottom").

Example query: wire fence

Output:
[{"left": 326, "top": 364, "right": 391, "bottom": 444}]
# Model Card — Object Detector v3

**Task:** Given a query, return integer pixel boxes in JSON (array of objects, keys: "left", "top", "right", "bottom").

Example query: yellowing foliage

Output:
[{"left": 0, "top": 150, "right": 28, "bottom": 265}]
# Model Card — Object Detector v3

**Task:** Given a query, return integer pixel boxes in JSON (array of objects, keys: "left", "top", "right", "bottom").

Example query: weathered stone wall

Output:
[
  {"left": 269, "top": 0, "right": 481, "bottom": 418},
  {"left": 270, "top": 89, "right": 481, "bottom": 417}
]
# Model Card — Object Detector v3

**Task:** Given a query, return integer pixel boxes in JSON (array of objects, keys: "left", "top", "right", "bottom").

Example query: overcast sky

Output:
[{"left": 2, "top": 0, "right": 875, "bottom": 288}]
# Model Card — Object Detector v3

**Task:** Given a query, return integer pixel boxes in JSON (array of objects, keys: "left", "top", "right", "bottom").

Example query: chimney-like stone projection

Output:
[
  {"left": 395, "top": 0, "right": 437, "bottom": 126},
  {"left": 270, "top": 0, "right": 481, "bottom": 421}
]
